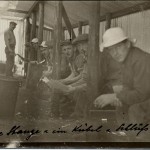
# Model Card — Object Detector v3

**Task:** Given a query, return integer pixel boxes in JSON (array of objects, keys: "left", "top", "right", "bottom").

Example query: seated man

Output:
[
  {"left": 94, "top": 27, "right": 150, "bottom": 124},
  {"left": 42, "top": 35, "right": 88, "bottom": 118}
]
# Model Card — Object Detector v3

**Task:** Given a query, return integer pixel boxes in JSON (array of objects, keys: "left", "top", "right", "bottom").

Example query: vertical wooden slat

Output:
[
  {"left": 78, "top": 21, "right": 83, "bottom": 35},
  {"left": 54, "top": 1, "right": 63, "bottom": 79},
  {"left": 105, "top": 13, "right": 111, "bottom": 30},
  {"left": 30, "top": 11, "right": 36, "bottom": 40},
  {"left": 87, "top": 2, "right": 101, "bottom": 105},
  {"left": 37, "top": 2, "right": 44, "bottom": 61}
]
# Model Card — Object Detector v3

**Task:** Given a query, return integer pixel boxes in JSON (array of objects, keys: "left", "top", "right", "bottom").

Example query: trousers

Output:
[
  {"left": 5, "top": 49, "right": 15, "bottom": 76},
  {"left": 116, "top": 98, "right": 150, "bottom": 124}
]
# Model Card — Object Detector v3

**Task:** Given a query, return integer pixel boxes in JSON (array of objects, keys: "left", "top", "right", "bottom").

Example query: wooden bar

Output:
[
  {"left": 105, "top": 13, "right": 111, "bottom": 30},
  {"left": 30, "top": 11, "right": 37, "bottom": 40},
  {"left": 8, "top": 9, "right": 28, "bottom": 14},
  {"left": 54, "top": 1, "right": 63, "bottom": 79},
  {"left": 87, "top": 1, "right": 101, "bottom": 106},
  {"left": 62, "top": 3, "right": 76, "bottom": 40},
  {"left": 64, "top": 1, "right": 150, "bottom": 29},
  {"left": 23, "top": 1, "right": 39, "bottom": 20},
  {"left": 78, "top": 21, "right": 83, "bottom": 35},
  {"left": 37, "top": 2, "right": 44, "bottom": 61}
]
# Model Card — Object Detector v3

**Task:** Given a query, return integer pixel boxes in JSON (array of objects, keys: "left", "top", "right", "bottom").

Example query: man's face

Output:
[
  {"left": 62, "top": 45, "right": 73, "bottom": 58},
  {"left": 107, "top": 41, "right": 129, "bottom": 62},
  {"left": 32, "top": 43, "right": 38, "bottom": 49},
  {"left": 9, "top": 24, "right": 16, "bottom": 31},
  {"left": 77, "top": 41, "right": 88, "bottom": 56},
  {"left": 41, "top": 47, "right": 49, "bottom": 58}
]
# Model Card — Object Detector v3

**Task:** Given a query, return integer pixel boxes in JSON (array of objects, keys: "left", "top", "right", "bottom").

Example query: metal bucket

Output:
[{"left": 0, "top": 74, "right": 20, "bottom": 120}]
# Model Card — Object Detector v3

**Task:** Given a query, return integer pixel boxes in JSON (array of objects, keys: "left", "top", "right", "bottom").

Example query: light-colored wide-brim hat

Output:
[{"left": 100, "top": 27, "right": 128, "bottom": 51}]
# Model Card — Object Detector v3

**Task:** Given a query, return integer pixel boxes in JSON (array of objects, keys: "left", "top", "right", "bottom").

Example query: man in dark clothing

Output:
[
  {"left": 4, "top": 21, "right": 17, "bottom": 77},
  {"left": 94, "top": 27, "right": 150, "bottom": 124}
]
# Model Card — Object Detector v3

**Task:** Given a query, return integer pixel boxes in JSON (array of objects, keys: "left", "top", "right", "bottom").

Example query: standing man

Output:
[
  {"left": 30, "top": 38, "right": 39, "bottom": 61},
  {"left": 4, "top": 21, "right": 17, "bottom": 77}
]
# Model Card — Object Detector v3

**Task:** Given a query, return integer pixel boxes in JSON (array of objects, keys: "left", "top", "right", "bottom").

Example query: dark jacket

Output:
[{"left": 117, "top": 47, "right": 150, "bottom": 105}]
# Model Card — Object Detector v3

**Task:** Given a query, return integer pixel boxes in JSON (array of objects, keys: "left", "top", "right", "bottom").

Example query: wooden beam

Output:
[
  {"left": 54, "top": 1, "right": 63, "bottom": 79},
  {"left": 23, "top": 1, "right": 39, "bottom": 20},
  {"left": 25, "top": 17, "right": 31, "bottom": 43},
  {"left": 78, "top": 21, "right": 83, "bottom": 35},
  {"left": 64, "top": 1, "right": 150, "bottom": 29},
  {"left": 30, "top": 11, "right": 37, "bottom": 40},
  {"left": 87, "top": 1, "right": 101, "bottom": 105},
  {"left": 62, "top": 3, "right": 76, "bottom": 40},
  {"left": 7, "top": 9, "right": 28, "bottom": 14},
  {"left": 105, "top": 13, "right": 111, "bottom": 30},
  {"left": 38, "top": 2, "right": 44, "bottom": 44},
  {"left": 24, "top": 17, "right": 31, "bottom": 77},
  {"left": 37, "top": 2, "right": 44, "bottom": 62}
]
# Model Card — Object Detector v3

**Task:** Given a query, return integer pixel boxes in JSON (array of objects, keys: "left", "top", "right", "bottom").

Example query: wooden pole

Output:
[
  {"left": 54, "top": 1, "right": 63, "bottom": 79},
  {"left": 78, "top": 21, "right": 83, "bottom": 35},
  {"left": 30, "top": 11, "right": 36, "bottom": 40},
  {"left": 62, "top": 3, "right": 76, "bottom": 40},
  {"left": 25, "top": 17, "right": 31, "bottom": 43},
  {"left": 105, "top": 13, "right": 111, "bottom": 30},
  {"left": 24, "top": 17, "right": 31, "bottom": 77},
  {"left": 37, "top": 2, "right": 44, "bottom": 61},
  {"left": 87, "top": 2, "right": 101, "bottom": 106}
]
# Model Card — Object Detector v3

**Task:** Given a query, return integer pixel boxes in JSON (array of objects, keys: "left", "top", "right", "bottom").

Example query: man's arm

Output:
[
  {"left": 61, "top": 73, "right": 82, "bottom": 85},
  {"left": 4, "top": 31, "right": 12, "bottom": 52},
  {"left": 117, "top": 55, "right": 150, "bottom": 105}
]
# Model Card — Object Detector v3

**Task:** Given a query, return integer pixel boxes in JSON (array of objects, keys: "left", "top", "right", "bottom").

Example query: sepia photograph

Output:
[{"left": 0, "top": 0, "right": 150, "bottom": 148}]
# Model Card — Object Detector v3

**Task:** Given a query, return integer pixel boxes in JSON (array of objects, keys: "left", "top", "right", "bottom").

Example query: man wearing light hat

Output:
[
  {"left": 30, "top": 38, "right": 38, "bottom": 61},
  {"left": 4, "top": 21, "right": 17, "bottom": 77},
  {"left": 94, "top": 27, "right": 150, "bottom": 124}
]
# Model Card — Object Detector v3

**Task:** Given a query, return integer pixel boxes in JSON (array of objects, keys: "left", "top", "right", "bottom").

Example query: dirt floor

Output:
[{"left": 0, "top": 76, "right": 150, "bottom": 144}]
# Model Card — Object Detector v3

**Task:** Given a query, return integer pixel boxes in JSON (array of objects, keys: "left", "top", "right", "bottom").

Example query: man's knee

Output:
[{"left": 128, "top": 103, "right": 145, "bottom": 123}]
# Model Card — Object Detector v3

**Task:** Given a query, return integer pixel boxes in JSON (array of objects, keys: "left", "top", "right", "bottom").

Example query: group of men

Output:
[{"left": 4, "top": 21, "right": 150, "bottom": 124}]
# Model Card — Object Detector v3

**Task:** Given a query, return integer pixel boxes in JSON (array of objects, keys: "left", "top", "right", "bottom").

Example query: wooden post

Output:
[
  {"left": 30, "top": 11, "right": 36, "bottom": 40},
  {"left": 87, "top": 2, "right": 101, "bottom": 106},
  {"left": 105, "top": 13, "right": 111, "bottom": 30},
  {"left": 25, "top": 17, "right": 31, "bottom": 43},
  {"left": 24, "top": 17, "right": 31, "bottom": 77},
  {"left": 62, "top": 3, "right": 76, "bottom": 40},
  {"left": 78, "top": 21, "right": 83, "bottom": 35},
  {"left": 53, "top": 1, "right": 62, "bottom": 79},
  {"left": 37, "top": 2, "right": 44, "bottom": 61}
]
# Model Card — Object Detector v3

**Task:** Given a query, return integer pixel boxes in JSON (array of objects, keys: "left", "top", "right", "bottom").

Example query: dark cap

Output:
[
  {"left": 60, "top": 39, "right": 72, "bottom": 46},
  {"left": 72, "top": 34, "right": 88, "bottom": 44},
  {"left": 10, "top": 21, "right": 17, "bottom": 26}
]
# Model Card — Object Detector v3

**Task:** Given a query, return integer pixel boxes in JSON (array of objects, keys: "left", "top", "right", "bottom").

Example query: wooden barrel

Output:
[{"left": 0, "top": 74, "right": 20, "bottom": 120}]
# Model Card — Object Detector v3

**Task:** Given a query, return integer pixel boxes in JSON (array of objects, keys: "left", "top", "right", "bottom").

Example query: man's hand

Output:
[
  {"left": 94, "top": 93, "right": 122, "bottom": 108},
  {"left": 43, "top": 70, "right": 51, "bottom": 77},
  {"left": 41, "top": 77, "right": 49, "bottom": 84}
]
